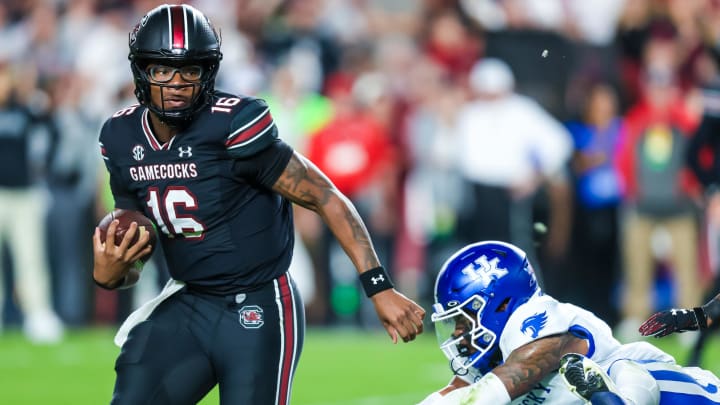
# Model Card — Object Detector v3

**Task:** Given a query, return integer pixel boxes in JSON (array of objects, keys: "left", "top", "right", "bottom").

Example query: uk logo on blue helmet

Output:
[{"left": 432, "top": 241, "right": 540, "bottom": 377}]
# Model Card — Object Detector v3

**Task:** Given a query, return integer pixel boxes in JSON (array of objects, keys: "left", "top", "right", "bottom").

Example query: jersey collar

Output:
[{"left": 142, "top": 109, "right": 176, "bottom": 151}]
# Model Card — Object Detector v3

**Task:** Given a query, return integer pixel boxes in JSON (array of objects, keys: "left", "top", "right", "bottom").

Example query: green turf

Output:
[{"left": 0, "top": 327, "right": 718, "bottom": 404}]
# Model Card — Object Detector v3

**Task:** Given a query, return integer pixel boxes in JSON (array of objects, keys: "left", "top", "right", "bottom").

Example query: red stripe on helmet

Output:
[{"left": 170, "top": 5, "right": 185, "bottom": 49}]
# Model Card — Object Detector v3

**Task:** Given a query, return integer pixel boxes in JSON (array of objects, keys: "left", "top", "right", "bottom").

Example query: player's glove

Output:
[{"left": 638, "top": 307, "right": 708, "bottom": 337}]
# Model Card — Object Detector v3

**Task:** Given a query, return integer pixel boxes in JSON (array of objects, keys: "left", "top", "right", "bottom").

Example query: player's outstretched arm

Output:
[
  {"left": 639, "top": 293, "right": 720, "bottom": 337},
  {"left": 420, "top": 334, "right": 590, "bottom": 405},
  {"left": 273, "top": 151, "right": 425, "bottom": 343},
  {"left": 417, "top": 340, "right": 568, "bottom": 405},
  {"left": 489, "top": 333, "right": 587, "bottom": 400},
  {"left": 92, "top": 220, "right": 149, "bottom": 289}
]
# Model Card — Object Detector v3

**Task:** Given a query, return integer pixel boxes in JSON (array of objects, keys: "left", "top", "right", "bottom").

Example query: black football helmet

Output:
[{"left": 129, "top": 4, "right": 222, "bottom": 127}]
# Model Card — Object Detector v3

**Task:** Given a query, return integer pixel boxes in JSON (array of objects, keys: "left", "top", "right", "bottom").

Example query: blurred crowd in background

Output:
[{"left": 3, "top": 0, "right": 720, "bottom": 346}]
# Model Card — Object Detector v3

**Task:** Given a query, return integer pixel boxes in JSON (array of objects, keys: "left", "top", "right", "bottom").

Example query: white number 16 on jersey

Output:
[{"left": 146, "top": 187, "right": 205, "bottom": 238}]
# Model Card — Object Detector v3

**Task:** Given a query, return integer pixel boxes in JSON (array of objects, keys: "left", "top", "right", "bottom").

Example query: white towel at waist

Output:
[{"left": 114, "top": 278, "right": 186, "bottom": 347}]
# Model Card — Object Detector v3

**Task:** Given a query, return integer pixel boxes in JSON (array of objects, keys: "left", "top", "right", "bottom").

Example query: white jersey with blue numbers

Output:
[{"left": 497, "top": 294, "right": 720, "bottom": 404}]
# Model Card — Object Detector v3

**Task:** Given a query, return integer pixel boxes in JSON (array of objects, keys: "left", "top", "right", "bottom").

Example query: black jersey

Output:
[{"left": 99, "top": 92, "right": 294, "bottom": 293}]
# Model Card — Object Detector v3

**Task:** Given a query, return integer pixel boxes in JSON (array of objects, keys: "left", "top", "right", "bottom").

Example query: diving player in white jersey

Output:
[{"left": 418, "top": 241, "right": 720, "bottom": 405}]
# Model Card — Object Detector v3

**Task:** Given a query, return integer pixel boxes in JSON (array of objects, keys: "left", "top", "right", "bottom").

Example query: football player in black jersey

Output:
[{"left": 91, "top": 4, "right": 425, "bottom": 404}]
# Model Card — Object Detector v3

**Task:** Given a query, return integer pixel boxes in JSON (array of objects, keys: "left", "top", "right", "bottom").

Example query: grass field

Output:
[{"left": 0, "top": 327, "right": 718, "bottom": 404}]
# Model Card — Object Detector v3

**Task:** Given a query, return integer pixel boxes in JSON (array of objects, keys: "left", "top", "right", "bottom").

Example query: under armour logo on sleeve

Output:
[{"left": 371, "top": 275, "right": 385, "bottom": 285}]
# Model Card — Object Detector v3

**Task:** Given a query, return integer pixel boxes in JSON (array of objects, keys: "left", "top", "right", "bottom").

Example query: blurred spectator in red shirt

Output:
[
  {"left": 308, "top": 74, "right": 396, "bottom": 198},
  {"left": 615, "top": 34, "right": 703, "bottom": 342},
  {"left": 306, "top": 71, "right": 399, "bottom": 327}
]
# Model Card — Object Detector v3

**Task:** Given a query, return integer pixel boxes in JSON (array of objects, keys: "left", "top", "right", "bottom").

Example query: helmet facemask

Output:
[
  {"left": 130, "top": 58, "right": 219, "bottom": 128},
  {"left": 432, "top": 295, "right": 501, "bottom": 379}
]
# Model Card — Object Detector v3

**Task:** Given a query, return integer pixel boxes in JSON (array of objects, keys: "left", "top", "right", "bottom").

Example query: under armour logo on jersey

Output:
[
  {"left": 461, "top": 255, "right": 508, "bottom": 285},
  {"left": 178, "top": 146, "right": 193, "bottom": 158},
  {"left": 371, "top": 275, "right": 385, "bottom": 285},
  {"left": 521, "top": 311, "right": 548, "bottom": 338},
  {"left": 132, "top": 144, "right": 145, "bottom": 161}
]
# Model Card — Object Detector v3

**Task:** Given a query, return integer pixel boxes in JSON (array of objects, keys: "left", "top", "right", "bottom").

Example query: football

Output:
[{"left": 98, "top": 209, "right": 158, "bottom": 263}]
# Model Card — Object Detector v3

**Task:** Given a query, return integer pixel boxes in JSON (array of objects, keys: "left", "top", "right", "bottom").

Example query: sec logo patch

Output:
[{"left": 239, "top": 305, "right": 264, "bottom": 329}]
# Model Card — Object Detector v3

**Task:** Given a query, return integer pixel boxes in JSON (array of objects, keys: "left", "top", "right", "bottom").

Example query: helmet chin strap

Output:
[
  {"left": 450, "top": 357, "right": 471, "bottom": 376},
  {"left": 449, "top": 356, "right": 486, "bottom": 384}
]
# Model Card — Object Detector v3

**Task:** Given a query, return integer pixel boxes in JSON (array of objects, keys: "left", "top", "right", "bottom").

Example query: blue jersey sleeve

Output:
[{"left": 225, "top": 98, "right": 279, "bottom": 158}]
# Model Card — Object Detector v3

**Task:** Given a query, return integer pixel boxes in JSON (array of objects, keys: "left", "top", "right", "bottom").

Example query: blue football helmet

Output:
[{"left": 432, "top": 241, "right": 540, "bottom": 379}]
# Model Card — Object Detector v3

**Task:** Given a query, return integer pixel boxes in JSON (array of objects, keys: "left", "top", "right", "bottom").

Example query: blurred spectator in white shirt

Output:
[{"left": 453, "top": 57, "right": 573, "bottom": 287}]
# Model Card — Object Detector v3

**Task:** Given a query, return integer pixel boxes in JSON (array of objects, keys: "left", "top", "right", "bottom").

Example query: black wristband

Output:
[
  {"left": 693, "top": 306, "right": 708, "bottom": 329},
  {"left": 359, "top": 266, "right": 394, "bottom": 297}
]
